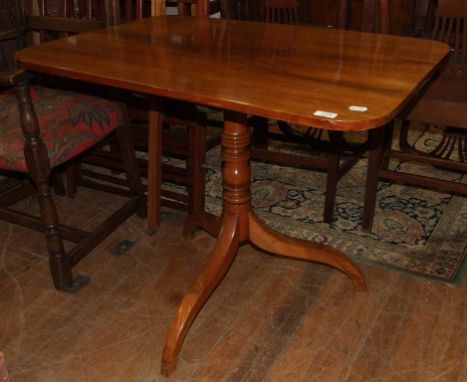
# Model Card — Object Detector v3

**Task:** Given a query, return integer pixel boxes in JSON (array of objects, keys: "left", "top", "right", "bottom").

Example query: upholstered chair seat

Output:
[{"left": 0, "top": 86, "right": 123, "bottom": 172}]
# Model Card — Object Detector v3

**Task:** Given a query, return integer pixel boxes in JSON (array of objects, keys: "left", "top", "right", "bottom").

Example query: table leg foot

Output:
[
  {"left": 249, "top": 212, "right": 366, "bottom": 292},
  {"left": 161, "top": 213, "right": 240, "bottom": 377}
]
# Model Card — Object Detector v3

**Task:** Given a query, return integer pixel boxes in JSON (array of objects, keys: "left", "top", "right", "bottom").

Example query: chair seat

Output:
[{"left": 0, "top": 85, "right": 123, "bottom": 172}]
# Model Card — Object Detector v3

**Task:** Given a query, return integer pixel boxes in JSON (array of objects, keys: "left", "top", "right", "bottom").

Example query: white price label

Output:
[
  {"left": 349, "top": 105, "right": 368, "bottom": 112},
  {"left": 313, "top": 110, "right": 338, "bottom": 119}
]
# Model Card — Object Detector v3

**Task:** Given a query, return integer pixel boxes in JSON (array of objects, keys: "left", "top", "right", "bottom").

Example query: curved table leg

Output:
[
  {"left": 161, "top": 213, "right": 240, "bottom": 377},
  {"left": 160, "top": 110, "right": 365, "bottom": 376},
  {"left": 249, "top": 212, "right": 366, "bottom": 292}
]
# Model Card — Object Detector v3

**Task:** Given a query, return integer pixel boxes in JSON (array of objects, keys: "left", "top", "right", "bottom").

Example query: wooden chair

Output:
[
  {"left": 407, "top": 0, "right": 437, "bottom": 37},
  {"left": 220, "top": 0, "right": 261, "bottom": 20},
  {"left": 338, "top": 0, "right": 389, "bottom": 33},
  {"left": 0, "top": 0, "right": 144, "bottom": 292},
  {"left": 362, "top": 0, "right": 466, "bottom": 231},
  {"left": 73, "top": 0, "right": 213, "bottom": 234},
  {"left": 139, "top": 0, "right": 210, "bottom": 234}
]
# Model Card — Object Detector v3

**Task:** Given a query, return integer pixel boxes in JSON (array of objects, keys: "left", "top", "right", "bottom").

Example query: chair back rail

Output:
[
  {"left": 428, "top": 0, "right": 466, "bottom": 103},
  {"left": 338, "top": 0, "right": 389, "bottom": 33},
  {"left": 433, "top": 0, "right": 466, "bottom": 68},
  {"left": 221, "top": 0, "right": 389, "bottom": 32},
  {"left": 0, "top": 2, "right": 24, "bottom": 71},
  {"left": 263, "top": 0, "right": 299, "bottom": 24},
  {"left": 220, "top": 0, "right": 261, "bottom": 20},
  {"left": 27, "top": 1, "right": 154, "bottom": 26}
]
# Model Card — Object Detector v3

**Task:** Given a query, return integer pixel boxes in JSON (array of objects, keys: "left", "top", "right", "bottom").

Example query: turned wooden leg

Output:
[
  {"left": 249, "top": 212, "right": 366, "bottom": 291},
  {"left": 146, "top": 98, "right": 163, "bottom": 234},
  {"left": 161, "top": 111, "right": 365, "bottom": 376},
  {"left": 15, "top": 74, "right": 88, "bottom": 292}
]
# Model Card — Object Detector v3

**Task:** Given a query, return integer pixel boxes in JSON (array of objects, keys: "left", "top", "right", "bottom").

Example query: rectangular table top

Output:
[{"left": 16, "top": 16, "right": 449, "bottom": 131}]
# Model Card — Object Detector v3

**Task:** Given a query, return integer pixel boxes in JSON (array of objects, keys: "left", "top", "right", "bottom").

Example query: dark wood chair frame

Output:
[
  {"left": 362, "top": 0, "right": 467, "bottom": 231},
  {"left": 69, "top": 0, "right": 217, "bottom": 234},
  {"left": 0, "top": 5, "right": 144, "bottom": 292}
]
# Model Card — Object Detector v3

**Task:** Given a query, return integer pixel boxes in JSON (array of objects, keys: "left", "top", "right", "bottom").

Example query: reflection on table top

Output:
[{"left": 16, "top": 16, "right": 449, "bottom": 130}]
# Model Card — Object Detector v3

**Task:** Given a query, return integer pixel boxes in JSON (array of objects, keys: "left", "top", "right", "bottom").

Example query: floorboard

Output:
[{"left": 0, "top": 188, "right": 465, "bottom": 381}]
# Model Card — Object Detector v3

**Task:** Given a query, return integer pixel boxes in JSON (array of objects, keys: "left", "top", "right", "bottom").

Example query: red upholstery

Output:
[{"left": 0, "top": 86, "right": 123, "bottom": 172}]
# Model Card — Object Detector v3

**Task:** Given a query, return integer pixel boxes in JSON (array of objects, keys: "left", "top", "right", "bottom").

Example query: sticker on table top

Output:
[
  {"left": 313, "top": 110, "right": 338, "bottom": 119},
  {"left": 348, "top": 105, "right": 368, "bottom": 112}
]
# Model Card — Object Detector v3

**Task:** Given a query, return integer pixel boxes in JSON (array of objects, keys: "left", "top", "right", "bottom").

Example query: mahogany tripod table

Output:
[{"left": 16, "top": 16, "right": 449, "bottom": 376}]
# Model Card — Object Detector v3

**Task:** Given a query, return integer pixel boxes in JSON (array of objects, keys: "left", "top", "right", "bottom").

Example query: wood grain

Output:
[{"left": 16, "top": 16, "right": 449, "bottom": 131}]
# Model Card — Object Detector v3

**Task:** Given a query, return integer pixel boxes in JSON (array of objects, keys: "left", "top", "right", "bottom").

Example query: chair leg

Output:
[
  {"left": 66, "top": 163, "right": 80, "bottom": 197},
  {"left": 146, "top": 99, "right": 163, "bottom": 234},
  {"left": 39, "top": 179, "right": 79, "bottom": 290},
  {"left": 399, "top": 118, "right": 412, "bottom": 152},
  {"left": 323, "top": 132, "right": 341, "bottom": 223},
  {"left": 187, "top": 120, "right": 207, "bottom": 217},
  {"left": 182, "top": 116, "right": 208, "bottom": 239},
  {"left": 51, "top": 172, "right": 66, "bottom": 196},
  {"left": 362, "top": 125, "right": 387, "bottom": 232},
  {"left": 115, "top": 111, "right": 146, "bottom": 217},
  {"left": 14, "top": 74, "right": 80, "bottom": 292},
  {"left": 381, "top": 121, "right": 394, "bottom": 169}
]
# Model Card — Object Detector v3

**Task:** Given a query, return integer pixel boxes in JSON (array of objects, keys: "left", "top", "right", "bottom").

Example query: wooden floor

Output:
[{"left": 0, "top": 188, "right": 466, "bottom": 382}]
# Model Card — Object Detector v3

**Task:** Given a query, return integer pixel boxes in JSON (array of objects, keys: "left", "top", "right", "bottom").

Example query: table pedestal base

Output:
[{"left": 161, "top": 111, "right": 366, "bottom": 377}]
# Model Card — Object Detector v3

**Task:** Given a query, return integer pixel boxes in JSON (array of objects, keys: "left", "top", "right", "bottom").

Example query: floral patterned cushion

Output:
[{"left": 0, "top": 86, "right": 123, "bottom": 172}]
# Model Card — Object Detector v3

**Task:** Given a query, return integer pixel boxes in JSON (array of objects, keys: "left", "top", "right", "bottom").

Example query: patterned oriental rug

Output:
[{"left": 202, "top": 123, "right": 466, "bottom": 285}]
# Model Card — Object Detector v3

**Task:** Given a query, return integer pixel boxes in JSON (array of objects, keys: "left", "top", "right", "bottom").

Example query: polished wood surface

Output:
[
  {"left": 16, "top": 16, "right": 449, "bottom": 131},
  {"left": 15, "top": 15, "right": 450, "bottom": 376}
]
